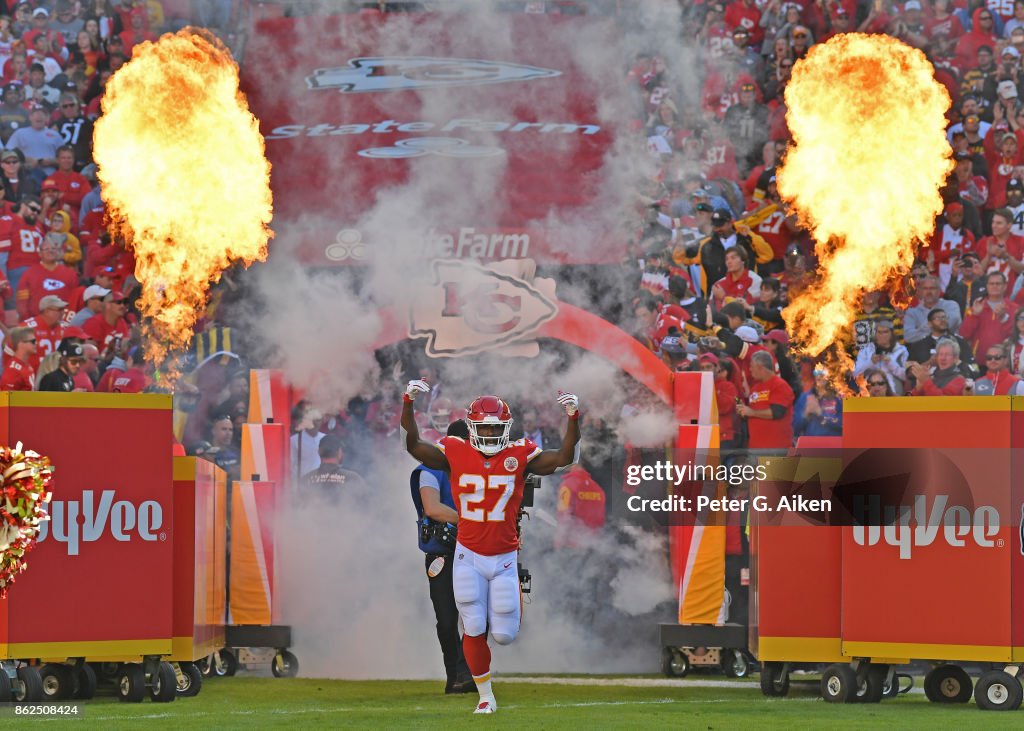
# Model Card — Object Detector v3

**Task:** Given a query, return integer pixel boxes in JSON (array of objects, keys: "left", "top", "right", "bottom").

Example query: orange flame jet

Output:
[
  {"left": 777, "top": 34, "right": 952, "bottom": 381},
  {"left": 93, "top": 29, "right": 273, "bottom": 367}
]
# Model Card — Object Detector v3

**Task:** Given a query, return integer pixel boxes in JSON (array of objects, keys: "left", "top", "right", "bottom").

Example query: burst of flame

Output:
[
  {"left": 777, "top": 34, "right": 952, "bottom": 379},
  {"left": 93, "top": 29, "right": 273, "bottom": 367}
]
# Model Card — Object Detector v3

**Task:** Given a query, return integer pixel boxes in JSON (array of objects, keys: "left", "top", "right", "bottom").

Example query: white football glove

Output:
[
  {"left": 557, "top": 390, "right": 579, "bottom": 417},
  {"left": 405, "top": 379, "right": 430, "bottom": 401}
]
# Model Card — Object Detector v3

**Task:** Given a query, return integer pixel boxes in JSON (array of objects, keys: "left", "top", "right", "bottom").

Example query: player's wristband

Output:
[
  {"left": 403, "top": 393, "right": 414, "bottom": 404},
  {"left": 568, "top": 411, "right": 580, "bottom": 420}
]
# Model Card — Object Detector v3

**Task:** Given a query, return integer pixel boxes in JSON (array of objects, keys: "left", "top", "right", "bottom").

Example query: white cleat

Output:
[{"left": 473, "top": 698, "right": 497, "bottom": 714}]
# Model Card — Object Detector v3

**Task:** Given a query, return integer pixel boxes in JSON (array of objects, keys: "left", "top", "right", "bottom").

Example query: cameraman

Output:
[{"left": 410, "top": 419, "right": 473, "bottom": 695}]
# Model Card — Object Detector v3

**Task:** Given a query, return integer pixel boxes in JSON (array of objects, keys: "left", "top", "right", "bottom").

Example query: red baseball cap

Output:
[{"left": 764, "top": 330, "right": 790, "bottom": 345}]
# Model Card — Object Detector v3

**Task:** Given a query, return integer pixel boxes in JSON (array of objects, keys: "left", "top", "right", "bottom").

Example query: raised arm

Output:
[
  {"left": 526, "top": 391, "right": 582, "bottom": 476},
  {"left": 400, "top": 380, "right": 450, "bottom": 471}
]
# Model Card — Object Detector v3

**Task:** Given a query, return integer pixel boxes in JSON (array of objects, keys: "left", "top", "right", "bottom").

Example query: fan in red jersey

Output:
[{"left": 401, "top": 383, "right": 581, "bottom": 715}]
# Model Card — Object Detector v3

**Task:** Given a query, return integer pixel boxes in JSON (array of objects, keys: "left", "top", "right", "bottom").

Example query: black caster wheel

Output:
[
  {"left": 271, "top": 650, "right": 299, "bottom": 678},
  {"left": 74, "top": 663, "right": 97, "bottom": 700},
  {"left": 661, "top": 648, "right": 690, "bottom": 678},
  {"left": 975, "top": 670, "right": 1023, "bottom": 711},
  {"left": 213, "top": 649, "right": 238, "bottom": 677},
  {"left": 821, "top": 664, "right": 858, "bottom": 703},
  {"left": 40, "top": 664, "right": 75, "bottom": 701},
  {"left": 96, "top": 663, "right": 120, "bottom": 685},
  {"left": 117, "top": 664, "right": 146, "bottom": 703},
  {"left": 149, "top": 662, "right": 177, "bottom": 703},
  {"left": 855, "top": 665, "right": 886, "bottom": 704},
  {"left": 720, "top": 649, "right": 750, "bottom": 678},
  {"left": 13, "top": 666, "right": 43, "bottom": 703},
  {"left": 760, "top": 661, "right": 790, "bottom": 697},
  {"left": 175, "top": 662, "right": 202, "bottom": 697},
  {"left": 924, "top": 664, "right": 972, "bottom": 703}
]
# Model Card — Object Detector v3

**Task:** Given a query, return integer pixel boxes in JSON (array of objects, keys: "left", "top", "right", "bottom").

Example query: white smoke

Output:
[
  {"left": 619, "top": 408, "right": 679, "bottom": 448},
  {"left": 241, "top": 2, "right": 700, "bottom": 679},
  {"left": 277, "top": 455, "right": 674, "bottom": 679},
  {"left": 277, "top": 456, "right": 441, "bottom": 679}
]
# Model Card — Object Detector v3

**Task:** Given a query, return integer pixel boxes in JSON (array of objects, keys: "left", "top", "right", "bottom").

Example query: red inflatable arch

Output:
[
  {"left": 371, "top": 302, "right": 720, "bottom": 619},
  {"left": 371, "top": 303, "right": 673, "bottom": 403}
]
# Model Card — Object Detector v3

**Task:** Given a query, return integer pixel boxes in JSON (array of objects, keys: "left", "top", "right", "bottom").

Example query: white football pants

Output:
[{"left": 452, "top": 542, "right": 521, "bottom": 644}]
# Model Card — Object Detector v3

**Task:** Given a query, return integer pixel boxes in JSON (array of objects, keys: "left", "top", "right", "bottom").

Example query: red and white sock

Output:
[{"left": 462, "top": 633, "right": 494, "bottom": 702}]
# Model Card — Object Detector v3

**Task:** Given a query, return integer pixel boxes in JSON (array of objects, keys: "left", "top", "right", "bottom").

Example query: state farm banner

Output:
[{"left": 240, "top": 12, "right": 623, "bottom": 266}]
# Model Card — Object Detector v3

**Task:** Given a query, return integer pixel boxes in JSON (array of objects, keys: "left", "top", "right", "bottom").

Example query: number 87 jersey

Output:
[{"left": 439, "top": 435, "right": 541, "bottom": 555}]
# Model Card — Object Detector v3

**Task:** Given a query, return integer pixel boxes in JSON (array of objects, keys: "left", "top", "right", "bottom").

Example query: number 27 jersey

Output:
[{"left": 439, "top": 436, "right": 541, "bottom": 555}]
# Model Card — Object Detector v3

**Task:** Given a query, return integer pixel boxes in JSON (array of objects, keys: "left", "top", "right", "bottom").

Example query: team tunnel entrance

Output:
[{"left": 367, "top": 300, "right": 730, "bottom": 628}]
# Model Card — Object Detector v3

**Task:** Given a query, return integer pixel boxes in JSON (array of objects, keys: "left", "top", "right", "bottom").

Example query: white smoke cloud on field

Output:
[
  {"left": 277, "top": 454, "right": 674, "bottom": 680},
  {"left": 277, "top": 457, "right": 441, "bottom": 679},
  {"left": 243, "top": 2, "right": 698, "bottom": 679},
  {"left": 501, "top": 521, "right": 674, "bottom": 675}
]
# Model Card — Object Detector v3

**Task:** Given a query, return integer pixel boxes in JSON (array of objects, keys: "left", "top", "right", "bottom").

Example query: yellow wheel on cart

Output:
[
  {"left": 175, "top": 662, "right": 202, "bottom": 697},
  {"left": 272, "top": 651, "right": 299, "bottom": 678},
  {"left": 213, "top": 649, "right": 238, "bottom": 677}
]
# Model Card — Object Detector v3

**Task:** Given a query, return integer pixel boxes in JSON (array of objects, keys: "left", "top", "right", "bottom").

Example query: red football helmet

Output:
[
  {"left": 428, "top": 397, "right": 454, "bottom": 431},
  {"left": 466, "top": 395, "right": 513, "bottom": 455}
]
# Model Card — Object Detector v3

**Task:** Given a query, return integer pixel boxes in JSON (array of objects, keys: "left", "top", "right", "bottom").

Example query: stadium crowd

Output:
[
  {"left": 0, "top": 1, "right": 247, "bottom": 472},
  {"left": 623, "top": 0, "right": 1024, "bottom": 454}
]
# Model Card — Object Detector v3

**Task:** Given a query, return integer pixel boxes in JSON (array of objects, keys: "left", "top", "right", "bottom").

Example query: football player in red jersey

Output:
[{"left": 401, "top": 382, "right": 581, "bottom": 715}]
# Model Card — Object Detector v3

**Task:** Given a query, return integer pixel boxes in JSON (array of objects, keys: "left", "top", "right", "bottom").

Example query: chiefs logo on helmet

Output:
[{"left": 466, "top": 395, "right": 513, "bottom": 456}]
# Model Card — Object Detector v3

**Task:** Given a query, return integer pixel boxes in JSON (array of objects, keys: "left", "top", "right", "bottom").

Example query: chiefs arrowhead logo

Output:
[
  {"left": 409, "top": 259, "right": 557, "bottom": 358},
  {"left": 306, "top": 57, "right": 560, "bottom": 93},
  {"left": 43, "top": 278, "right": 66, "bottom": 291}
]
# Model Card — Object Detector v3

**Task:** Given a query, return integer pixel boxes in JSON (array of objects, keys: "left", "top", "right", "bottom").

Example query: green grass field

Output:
[{"left": 14, "top": 674, "right": 1024, "bottom": 729}]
